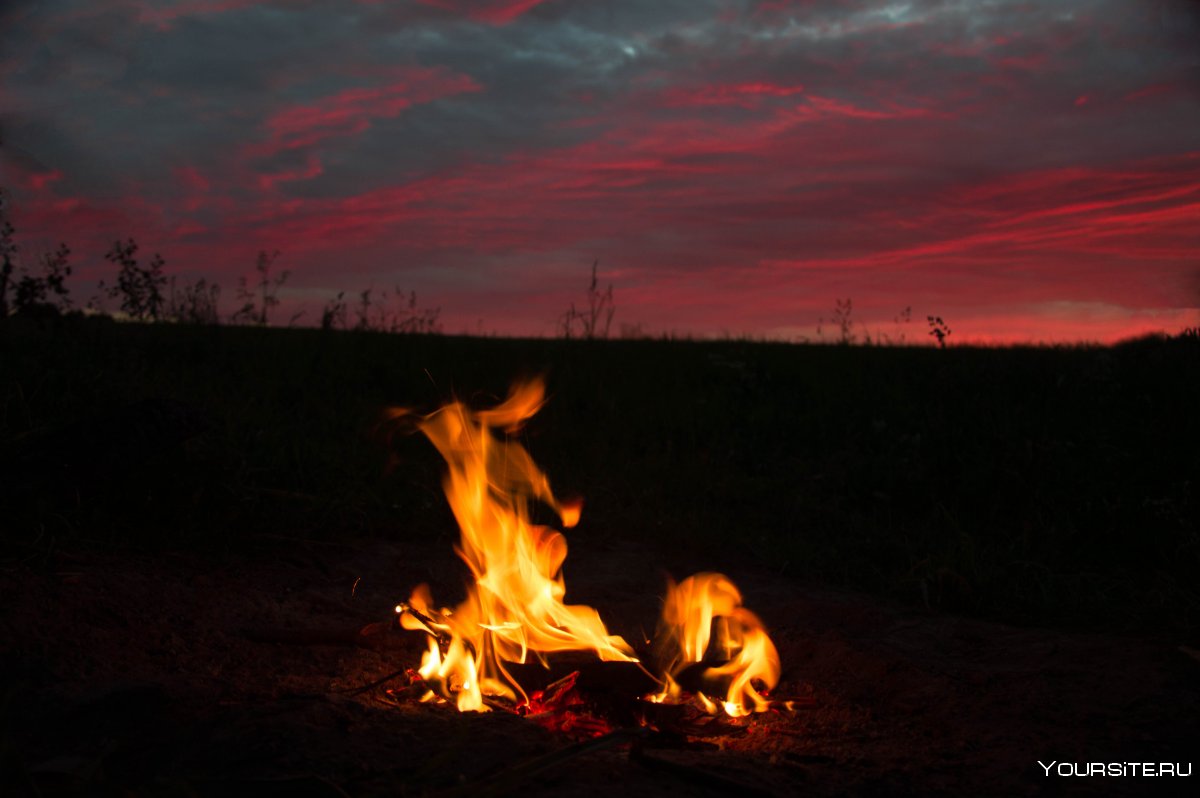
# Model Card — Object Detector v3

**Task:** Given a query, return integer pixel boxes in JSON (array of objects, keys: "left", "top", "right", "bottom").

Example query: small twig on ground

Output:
[
  {"left": 770, "top": 696, "right": 818, "bottom": 710},
  {"left": 338, "top": 667, "right": 415, "bottom": 697}
]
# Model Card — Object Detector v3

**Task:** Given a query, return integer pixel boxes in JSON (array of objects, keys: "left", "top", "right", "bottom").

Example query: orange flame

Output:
[
  {"left": 651, "top": 573, "right": 781, "bottom": 716},
  {"left": 393, "top": 379, "right": 634, "bottom": 711},
  {"left": 393, "top": 378, "right": 781, "bottom": 717}
]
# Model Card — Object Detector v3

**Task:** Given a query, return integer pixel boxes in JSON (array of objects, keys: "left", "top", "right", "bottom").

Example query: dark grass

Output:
[{"left": 2, "top": 316, "right": 1197, "bottom": 637}]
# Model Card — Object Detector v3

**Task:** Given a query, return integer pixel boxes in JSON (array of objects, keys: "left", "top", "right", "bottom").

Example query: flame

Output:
[
  {"left": 393, "top": 378, "right": 634, "bottom": 711},
  {"left": 393, "top": 378, "right": 781, "bottom": 718},
  {"left": 651, "top": 573, "right": 781, "bottom": 715}
]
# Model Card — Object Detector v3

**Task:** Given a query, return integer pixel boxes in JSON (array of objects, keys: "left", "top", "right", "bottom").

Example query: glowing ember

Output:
[{"left": 390, "top": 378, "right": 780, "bottom": 718}]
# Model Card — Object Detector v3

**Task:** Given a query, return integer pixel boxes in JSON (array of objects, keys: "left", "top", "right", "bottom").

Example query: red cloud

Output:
[
  {"left": 662, "top": 82, "right": 806, "bottom": 108},
  {"left": 248, "top": 68, "right": 481, "bottom": 158},
  {"left": 416, "top": 0, "right": 554, "bottom": 25},
  {"left": 257, "top": 154, "right": 324, "bottom": 191},
  {"left": 137, "top": 0, "right": 267, "bottom": 30},
  {"left": 174, "top": 165, "right": 210, "bottom": 192},
  {"left": 28, "top": 170, "right": 64, "bottom": 191}
]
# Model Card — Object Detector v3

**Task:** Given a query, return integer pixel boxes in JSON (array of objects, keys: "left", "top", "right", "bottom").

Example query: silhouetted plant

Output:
[
  {"left": 619, "top": 321, "right": 647, "bottom": 339},
  {"left": 0, "top": 214, "right": 18, "bottom": 319},
  {"left": 394, "top": 290, "right": 441, "bottom": 333},
  {"left": 354, "top": 288, "right": 375, "bottom": 331},
  {"left": 13, "top": 242, "right": 72, "bottom": 314},
  {"left": 354, "top": 286, "right": 441, "bottom": 333},
  {"left": 928, "top": 315, "right": 952, "bottom": 348},
  {"left": 232, "top": 249, "right": 288, "bottom": 325},
  {"left": 818, "top": 298, "right": 856, "bottom": 344},
  {"left": 321, "top": 291, "right": 347, "bottom": 330},
  {"left": 835, "top": 298, "right": 855, "bottom": 344},
  {"left": 892, "top": 305, "right": 912, "bottom": 344},
  {"left": 559, "top": 260, "right": 614, "bottom": 339},
  {"left": 103, "top": 238, "right": 166, "bottom": 320},
  {"left": 168, "top": 276, "right": 221, "bottom": 325}
]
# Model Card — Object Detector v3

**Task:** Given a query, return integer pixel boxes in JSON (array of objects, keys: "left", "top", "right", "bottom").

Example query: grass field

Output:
[{"left": 2, "top": 317, "right": 1197, "bottom": 637}]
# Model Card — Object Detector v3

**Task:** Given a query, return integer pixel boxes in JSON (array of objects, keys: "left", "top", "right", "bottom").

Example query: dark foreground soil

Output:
[{"left": 3, "top": 533, "right": 1196, "bottom": 797}]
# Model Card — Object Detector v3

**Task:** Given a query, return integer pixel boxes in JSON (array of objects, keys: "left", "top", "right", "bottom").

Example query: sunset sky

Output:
[{"left": 1, "top": 0, "right": 1198, "bottom": 342}]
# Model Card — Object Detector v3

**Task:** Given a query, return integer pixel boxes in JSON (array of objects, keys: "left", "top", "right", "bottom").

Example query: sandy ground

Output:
[{"left": 3, "top": 532, "right": 1196, "bottom": 797}]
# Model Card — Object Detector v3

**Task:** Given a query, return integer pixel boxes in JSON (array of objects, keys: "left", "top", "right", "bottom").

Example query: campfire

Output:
[{"left": 385, "top": 378, "right": 782, "bottom": 729}]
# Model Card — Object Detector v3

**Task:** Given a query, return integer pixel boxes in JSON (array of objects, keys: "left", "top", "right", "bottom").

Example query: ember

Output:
[{"left": 388, "top": 378, "right": 781, "bottom": 720}]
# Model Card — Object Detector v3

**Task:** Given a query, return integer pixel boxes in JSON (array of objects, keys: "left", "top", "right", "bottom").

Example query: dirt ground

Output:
[{"left": 2, "top": 532, "right": 1196, "bottom": 797}]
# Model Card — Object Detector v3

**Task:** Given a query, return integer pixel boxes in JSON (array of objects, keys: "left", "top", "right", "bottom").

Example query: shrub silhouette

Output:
[
  {"left": 817, "top": 298, "right": 856, "bottom": 344},
  {"left": 102, "top": 238, "right": 167, "bottom": 321},
  {"left": 928, "top": 315, "right": 952, "bottom": 348},
  {"left": 12, "top": 242, "right": 72, "bottom": 316},
  {"left": 1, "top": 215, "right": 19, "bottom": 319},
  {"left": 168, "top": 277, "right": 221, "bottom": 325},
  {"left": 352, "top": 287, "right": 441, "bottom": 333},
  {"left": 232, "top": 249, "right": 288, "bottom": 326},
  {"left": 321, "top": 291, "right": 348, "bottom": 331},
  {"left": 559, "top": 259, "right": 614, "bottom": 339}
]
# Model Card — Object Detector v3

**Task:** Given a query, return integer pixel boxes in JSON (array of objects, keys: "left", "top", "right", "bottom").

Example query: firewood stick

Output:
[{"left": 395, "top": 603, "right": 453, "bottom": 648}]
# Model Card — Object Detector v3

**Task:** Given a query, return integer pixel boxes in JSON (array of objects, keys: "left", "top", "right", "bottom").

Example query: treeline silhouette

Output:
[
  {"left": 6, "top": 201, "right": 1192, "bottom": 344},
  {"left": 4, "top": 200, "right": 965, "bottom": 343},
  {"left": 3, "top": 199, "right": 972, "bottom": 343},
  {"left": 0, "top": 213, "right": 442, "bottom": 334}
]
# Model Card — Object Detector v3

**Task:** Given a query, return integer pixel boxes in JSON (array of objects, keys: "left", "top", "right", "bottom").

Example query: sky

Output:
[{"left": 1, "top": 0, "right": 1198, "bottom": 342}]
